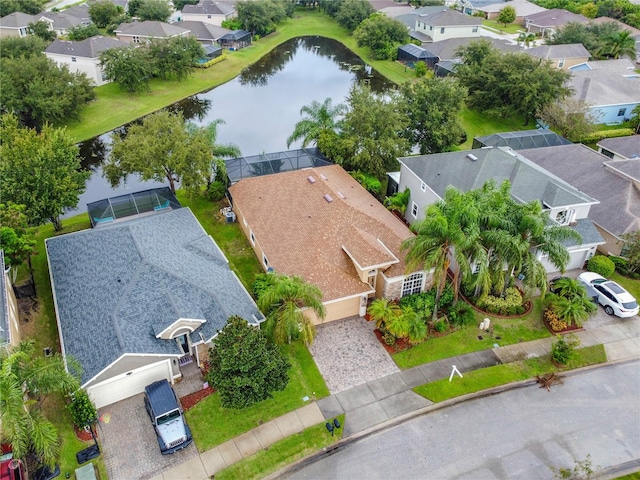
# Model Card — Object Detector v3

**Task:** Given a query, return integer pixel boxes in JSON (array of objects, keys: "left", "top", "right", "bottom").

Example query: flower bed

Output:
[{"left": 180, "top": 385, "right": 215, "bottom": 411}]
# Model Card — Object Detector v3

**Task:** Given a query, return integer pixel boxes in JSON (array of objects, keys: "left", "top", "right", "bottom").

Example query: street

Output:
[{"left": 287, "top": 361, "right": 640, "bottom": 479}]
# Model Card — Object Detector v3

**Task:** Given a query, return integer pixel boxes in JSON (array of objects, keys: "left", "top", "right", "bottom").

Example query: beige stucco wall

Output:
[
  {"left": 0, "top": 27, "right": 23, "bottom": 37},
  {"left": 594, "top": 224, "right": 624, "bottom": 256},
  {"left": 304, "top": 296, "right": 363, "bottom": 324},
  {"left": 416, "top": 22, "right": 481, "bottom": 42}
]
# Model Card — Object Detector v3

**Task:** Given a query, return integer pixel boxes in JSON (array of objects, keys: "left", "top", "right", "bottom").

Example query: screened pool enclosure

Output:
[{"left": 87, "top": 188, "right": 181, "bottom": 227}]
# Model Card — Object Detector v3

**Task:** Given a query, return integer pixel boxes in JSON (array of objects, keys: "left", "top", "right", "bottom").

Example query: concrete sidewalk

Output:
[{"left": 151, "top": 316, "right": 640, "bottom": 480}]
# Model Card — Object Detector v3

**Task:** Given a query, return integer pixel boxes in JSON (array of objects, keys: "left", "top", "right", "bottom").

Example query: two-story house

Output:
[{"left": 413, "top": 9, "right": 482, "bottom": 43}]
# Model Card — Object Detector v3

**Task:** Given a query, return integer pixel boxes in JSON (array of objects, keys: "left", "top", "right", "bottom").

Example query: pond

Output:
[{"left": 68, "top": 36, "right": 394, "bottom": 218}]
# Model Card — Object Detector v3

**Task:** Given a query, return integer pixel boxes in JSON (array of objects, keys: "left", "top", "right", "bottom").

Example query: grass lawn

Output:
[
  {"left": 482, "top": 20, "right": 524, "bottom": 35},
  {"left": 214, "top": 414, "right": 345, "bottom": 480},
  {"left": 414, "top": 344, "right": 607, "bottom": 402},
  {"left": 185, "top": 341, "right": 329, "bottom": 451},
  {"left": 393, "top": 297, "right": 549, "bottom": 369},
  {"left": 458, "top": 108, "right": 534, "bottom": 149}
]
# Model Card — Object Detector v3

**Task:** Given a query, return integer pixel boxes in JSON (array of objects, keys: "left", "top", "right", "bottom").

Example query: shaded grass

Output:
[
  {"left": 393, "top": 298, "right": 549, "bottom": 370},
  {"left": 214, "top": 414, "right": 345, "bottom": 480},
  {"left": 414, "top": 344, "right": 606, "bottom": 402},
  {"left": 459, "top": 108, "right": 535, "bottom": 149},
  {"left": 186, "top": 341, "right": 329, "bottom": 451}
]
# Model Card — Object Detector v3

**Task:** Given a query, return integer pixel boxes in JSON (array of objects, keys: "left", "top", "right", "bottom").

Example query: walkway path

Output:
[{"left": 151, "top": 316, "right": 640, "bottom": 480}]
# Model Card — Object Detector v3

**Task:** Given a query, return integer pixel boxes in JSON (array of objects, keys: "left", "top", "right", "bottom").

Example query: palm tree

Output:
[
  {"left": 257, "top": 274, "right": 326, "bottom": 345},
  {"left": 517, "top": 32, "right": 536, "bottom": 48},
  {"left": 286, "top": 97, "right": 347, "bottom": 148},
  {"left": 0, "top": 340, "right": 80, "bottom": 469},
  {"left": 404, "top": 309, "right": 428, "bottom": 345},
  {"left": 402, "top": 187, "right": 481, "bottom": 321},
  {"left": 367, "top": 298, "right": 401, "bottom": 331},
  {"left": 384, "top": 188, "right": 411, "bottom": 217},
  {"left": 547, "top": 293, "right": 597, "bottom": 327},
  {"left": 596, "top": 30, "right": 636, "bottom": 59}
]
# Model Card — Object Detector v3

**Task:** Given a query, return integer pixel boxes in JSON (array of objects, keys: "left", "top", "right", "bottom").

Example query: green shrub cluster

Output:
[
  {"left": 447, "top": 300, "right": 476, "bottom": 327},
  {"left": 551, "top": 334, "right": 580, "bottom": 365},
  {"left": 67, "top": 389, "right": 97, "bottom": 429},
  {"left": 609, "top": 255, "right": 640, "bottom": 279},
  {"left": 195, "top": 54, "right": 227, "bottom": 69},
  {"left": 586, "top": 255, "right": 615, "bottom": 277},
  {"left": 476, "top": 287, "right": 525, "bottom": 315},
  {"left": 398, "top": 284, "right": 454, "bottom": 318},
  {"left": 577, "top": 128, "right": 634, "bottom": 143},
  {"left": 205, "top": 181, "right": 226, "bottom": 201}
]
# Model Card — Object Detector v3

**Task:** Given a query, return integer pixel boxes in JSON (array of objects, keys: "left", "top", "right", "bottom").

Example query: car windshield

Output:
[
  {"left": 157, "top": 409, "right": 180, "bottom": 425},
  {"left": 605, "top": 282, "right": 625, "bottom": 294},
  {"left": 623, "top": 301, "right": 638, "bottom": 310}
]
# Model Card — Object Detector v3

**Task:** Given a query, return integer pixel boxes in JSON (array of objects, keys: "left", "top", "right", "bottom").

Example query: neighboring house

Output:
[
  {"left": 394, "top": 147, "right": 603, "bottom": 272},
  {"left": 228, "top": 165, "right": 431, "bottom": 324},
  {"left": 473, "top": 129, "right": 572, "bottom": 149},
  {"left": 476, "top": 0, "right": 546, "bottom": 25},
  {"left": 44, "top": 36, "right": 130, "bottom": 86},
  {"left": 60, "top": 3, "right": 92, "bottom": 22},
  {"left": 179, "top": 20, "right": 231, "bottom": 45},
  {"left": 567, "top": 59, "right": 639, "bottom": 124},
  {"left": 524, "top": 43, "right": 590, "bottom": 70},
  {"left": 181, "top": 0, "right": 236, "bottom": 27},
  {"left": 36, "top": 11, "right": 90, "bottom": 36},
  {"left": 46, "top": 206, "right": 264, "bottom": 409},
  {"left": 418, "top": 36, "right": 520, "bottom": 62},
  {"left": 0, "top": 12, "right": 38, "bottom": 37},
  {"left": 391, "top": 5, "right": 450, "bottom": 29},
  {"left": 524, "top": 9, "right": 588, "bottom": 37},
  {"left": 0, "top": 251, "right": 21, "bottom": 350},
  {"left": 218, "top": 29, "right": 251, "bottom": 50},
  {"left": 598, "top": 135, "right": 640, "bottom": 160},
  {"left": 413, "top": 9, "right": 482, "bottom": 43},
  {"left": 0, "top": 9, "right": 89, "bottom": 38},
  {"left": 114, "top": 21, "right": 190, "bottom": 43},
  {"left": 520, "top": 143, "right": 640, "bottom": 256},
  {"left": 455, "top": 0, "right": 506, "bottom": 16}
]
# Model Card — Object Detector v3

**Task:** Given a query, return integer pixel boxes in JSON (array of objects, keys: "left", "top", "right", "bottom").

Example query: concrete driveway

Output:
[{"left": 97, "top": 393, "right": 198, "bottom": 480}]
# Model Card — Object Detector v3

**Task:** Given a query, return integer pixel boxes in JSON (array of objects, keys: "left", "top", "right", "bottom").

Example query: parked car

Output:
[
  {"left": 577, "top": 272, "right": 639, "bottom": 318},
  {"left": 144, "top": 380, "right": 193, "bottom": 454}
]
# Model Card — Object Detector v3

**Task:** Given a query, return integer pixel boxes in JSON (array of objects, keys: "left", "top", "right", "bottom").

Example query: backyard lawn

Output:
[{"left": 482, "top": 19, "right": 524, "bottom": 35}]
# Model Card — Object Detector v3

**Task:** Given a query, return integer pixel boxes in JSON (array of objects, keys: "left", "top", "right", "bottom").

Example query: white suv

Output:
[{"left": 577, "top": 272, "right": 639, "bottom": 318}]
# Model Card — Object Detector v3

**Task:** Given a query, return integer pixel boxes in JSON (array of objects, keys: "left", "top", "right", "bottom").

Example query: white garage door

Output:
[
  {"left": 566, "top": 249, "right": 589, "bottom": 271},
  {"left": 87, "top": 360, "right": 173, "bottom": 409}
]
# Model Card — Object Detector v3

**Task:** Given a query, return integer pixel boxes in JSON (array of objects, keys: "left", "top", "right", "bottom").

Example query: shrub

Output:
[
  {"left": 433, "top": 319, "right": 448, "bottom": 333},
  {"left": 205, "top": 181, "right": 226, "bottom": 201},
  {"left": 447, "top": 301, "right": 475, "bottom": 327},
  {"left": 253, "top": 273, "right": 274, "bottom": 302},
  {"left": 194, "top": 54, "right": 227, "bottom": 69},
  {"left": 398, "top": 284, "right": 454, "bottom": 317},
  {"left": 551, "top": 334, "right": 580, "bottom": 365},
  {"left": 383, "top": 331, "right": 396, "bottom": 345},
  {"left": 67, "top": 389, "right": 97, "bottom": 429},
  {"left": 414, "top": 61, "right": 427, "bottom": 77},
  {"left": 609, "top": 255, "right": 628, "bottom": 272},
  {"left": 586, "top": 255, "right": 615, "bottom": 277},
  {"left": 576, "top": 128, "right": 634, "bottom": 144},
  {"left": 544, "top": 308, "right": 568, "bottom": 332},
  {"left": 476, "top": 287, "right": 524, "bottom": 315}
]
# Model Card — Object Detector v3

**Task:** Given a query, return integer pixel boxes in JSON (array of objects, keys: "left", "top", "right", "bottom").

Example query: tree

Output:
[
  {"left": 256, "top": 273, "right": 326, "bottom": 345},
  {"left": 27, "top": 21, "right": 55, "bottom": 42},
  {"left": 622, "top": 231, "right": 640, "bottom": 273},
  {"left": 286, "top": 97, "right": 347, "bottom": 148},
  {"left": 136, "top": 0, "right": 172, "bottom": 22},
  {"left": 0, "top": 0, "right": 45, "bottom": 16},
  {"left": 0, "top": 55, "right": 94, "bottom": 128},
  {"left": 367, "top": 298, "right": 401, "bottom": 330},
  {"left": 0, "top": 35, "right": 47, "bottom": 59},
  {"left": 89, "top": 0, "right": 123, "bottom": 28},
  {"left": 236, "top": 0, "right": 290, "bottom": 37},
  {"left": 517, "top": 32, "right": 537, "bottom": 48},
  {"left": 548, "top": 21, "right": 627, "bottom": 59},
  {"left": 402, "top": 187, "right": 481, "bottom": 320},
  {"left": 581, "top": 3, "right": 598, "bottom": 18},
  {"left": 335, "top": 0, "right": 374, "bottom": 31},
  {"left": 100, "top": 46, "right": 154, "bottom": 92},
  {"left": 384, "top": 187, "right": 411, "bottom": 216},
  {"left": 206, "top": 316, "right": 290, "bottom": 409},
  {"left": 0, "top": 203, "right": 36, "bottom": 284},
  {"left": 595, "top": 30, "right": 637, "bottom": 59},
  {"left": 148, "top": 36, "right": 203, "bottom": 81},
  {"left": 173, "top": 0, "right": 198, "bottom": 10},
  {"left": 194, "top": 119, "right": 240, "bottom": 185},
  {"left": 0, "top": 115, "right": 89, "bottom": 231},
  {"left": 537, "top": 98, "right": 600, "bottom": 142},
  {"left": 353, "top": 13, "right": 408, "bottom": 60},
  {"left": 400, "top": 77, "right": 467, "bottom": 154},
  {"left": 0, "top": 340, "right": 80, "bottom": 468},
  {"left": 67, "top": 23, "right": 101, "bottom": 41},
  {"left": 497, "top": 5, "right": 516, "bottom": 25},
  {"left": 105, "top": 110, "right": 214, "bottom": 195},
  {"left": 127, "top": 0, "right": 144, "bottom": 16}
]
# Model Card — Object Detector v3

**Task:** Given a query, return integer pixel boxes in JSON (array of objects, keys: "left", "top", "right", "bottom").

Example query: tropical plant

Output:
[
  {"left": 0, "top": 340, "right": 80, "bottom": 467},
  {"left": 447, "top": 301, "right": 476, "bottom": 327},
  {"left": 517, "top": 32, "right": 536, "bottom": 48},
  {"left": 384, "top": 188, "right": 410, "bottom": 216},
  {"left": 386, "top": 306, "right": 412, "bottom": 338},
  {"left": 404, "top": 309, "right": 428, "bottom": 344},
  {"left": 67, "top": 389, "right": 97, "bottom": 429},
  {"left": 595, "top": 30, "right": 637, "bottom": 59},
  {"left": 586, "top": 255, "right": 615, "bottom": 277},
  {"left": 256, "top": 273, "right": 325, "bottom": 345},
  {"left": 367, "top": 298, "right": 401, "bottom": 331},
  {"left": 621, "top": 230, "right": 640, "bottom": 273},
  {"left": 286, "top": 97, "right": 346, "bottom": 148},
  {"left": 551, "top": 334, "right": 580, "bottom": 365},
  {"left": 546, "top": 293, "right": 596, "bottom": 327}
]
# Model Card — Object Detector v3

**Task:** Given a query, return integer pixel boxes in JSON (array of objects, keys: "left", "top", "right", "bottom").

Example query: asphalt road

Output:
[{"left": 287, "top": 361, "right": 640, "bottom": 480}]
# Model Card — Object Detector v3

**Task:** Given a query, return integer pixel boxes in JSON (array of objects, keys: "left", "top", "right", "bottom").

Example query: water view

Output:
[{"left": 68, "top": 36, "right": 393, "bottom": 217}]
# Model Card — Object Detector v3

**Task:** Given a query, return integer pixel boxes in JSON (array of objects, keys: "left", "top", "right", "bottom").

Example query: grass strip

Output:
[
  {"left": 414, "top": 344, "right": 607, "bottom": 402},
  {"left": 214, "top": 415, "right": 345, "bottom": 480}
]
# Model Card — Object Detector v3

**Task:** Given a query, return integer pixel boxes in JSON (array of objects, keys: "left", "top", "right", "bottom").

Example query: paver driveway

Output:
[{"left": 97, "top": 393, "right": 198, "bottom": 480}]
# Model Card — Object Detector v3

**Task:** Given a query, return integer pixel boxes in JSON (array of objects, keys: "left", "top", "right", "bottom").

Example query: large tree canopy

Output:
[
  {"left": 89, "top": 0, "right": 124, "bottom": 28},
  {"left": 335, "top": 0, "right": 374, "bottom": 31},
  {"left": 0, "top": 114, "right": 89, "bottom": 231},
  {"left": 0, "top": 36, "right": 48, "bottom": 59},
  {"left": 100, "top": 46, "right": 154, "bottom": 92},
  {"left": 353, "top": 13, "right": 408, "bottom": 60},
  {"left": 547, "top": 21, "right": 635, "bottom": 59},
  {"left": 136, "top": 0, "right": 172, "bottom": 22},
  {"left": 236, "top": 0, "right": 292, "bottom": 37}
]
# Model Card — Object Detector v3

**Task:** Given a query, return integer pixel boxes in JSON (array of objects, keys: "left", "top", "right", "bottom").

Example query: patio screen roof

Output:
[{"left": 87, "top": 187, "right": 181, "bottom": 227}]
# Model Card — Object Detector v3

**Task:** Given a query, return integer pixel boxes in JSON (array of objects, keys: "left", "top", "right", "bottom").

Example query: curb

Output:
[{"left": 270, "top": 356, "right": 640, "bottom": 479}]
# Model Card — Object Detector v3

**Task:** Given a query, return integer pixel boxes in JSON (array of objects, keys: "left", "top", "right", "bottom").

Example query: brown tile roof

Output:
[{"left": 229, "top": 165, "right": 415, "bottom": 302}]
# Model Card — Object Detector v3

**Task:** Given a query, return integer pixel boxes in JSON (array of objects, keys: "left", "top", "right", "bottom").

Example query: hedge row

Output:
[
  {"left": 576, "top": 128, "right": 634, "bottom": 144},
  {"left": 195, "top": 54, "right": 228, "bottom": 69}
]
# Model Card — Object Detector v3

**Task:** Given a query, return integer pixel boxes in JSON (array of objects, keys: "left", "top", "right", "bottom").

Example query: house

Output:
[
  {"left": 473, "top": 129, "right": 572, "bottom": 149},
  {"left": 0, "top": 12, "right": 38, "bottom": 37},
  {"left": 228, "top": 165, "right": 431, "bottom": 324},
  {"left": 44, "top": 36, "right": 130, "bottom": 86},
  {"left": 218, "top": 29, "right": 251, "bottom": 50},
  {"left": 476, "top": 0, "right": 546, "bottom": 25},
  {"left": 524, "top": 43, "right": 590, "bottom": 70},
  {"left": 598, "top": 135, "right": 640, "bottom": 161},
  {"left": 567, "top": 59, "right": 639, "bottom": 124},
  {"left": 0, "top": 9, "right": 89, "bottom": 38},
  {"left": 114, "top": 21, "right": 190, "bottom": 43},
  {"left": 46, "top": 206, "right": 264, "bottom": 409},
  {"left": 0, "top": 251, "right": 21, "bottom": 350},
  {"left": 520, "top": 143, "right": 640, "bottom": 256},
  {"left": 418, "top": 36, "right": 520, "bottom": 63},
  {"left": 394, "top": 147, "right": 604, "bottom": 271},
  {"left": 391, "top": 5, "right": 453, "bottom": 29},
  {"left": 524, "top": 9, "right": 588, "bottom": 37},
  {"left": 413, "top": 9, "right": 482, "bottom": 43},
  {"left": 35, "top": 11, "right": 90, "bottom": 36},
  {"left": 181, "top": 0, "right": 236, "bottom": 27},
  {"left": 455, "top": 0, "right": 507, "bottom": 16},
  {"left": 179, "top": 20, "right": 231, "bottom": 45}
]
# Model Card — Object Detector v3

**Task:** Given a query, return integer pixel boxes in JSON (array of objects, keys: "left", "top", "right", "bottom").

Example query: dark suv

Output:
[{"left": 144, "top": 380, "right": 193, "bottom": 454}]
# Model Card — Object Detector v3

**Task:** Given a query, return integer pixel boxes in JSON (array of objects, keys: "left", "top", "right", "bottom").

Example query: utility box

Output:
[{"left": 225, "top": 211, "right": 236, "bottom": 223}]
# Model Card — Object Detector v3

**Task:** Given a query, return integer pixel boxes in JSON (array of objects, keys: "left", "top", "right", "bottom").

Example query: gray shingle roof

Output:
[
  {"left": 478, "top": 0, "right": 546, "bottom": 16},
  {"left": 519, "top": 144, "right": 640, "bottom": 237},
  {"left": 569, "top": 67, "right": 640, "bottom": 107},
  {"left": 568, "top": 218, "right": 605, "bottom": 247},
  {"left": 525, "top": 8, "right": 588, "bottom": 26},
  {"left": 45, "top": 36, "right": 129, "bottom": 58},
  {"left": 36, "top": 11, "right": 88, "bottom": 30},
  {"left": 182, "top": 0, "right": 234, "bottom": 15},
  {"left": 398, "top": 147, "right": 596, "bottom": 207},
  {"left": 0, "top": 12, "right": 36, "bottom": 28},
  {"left": 179, "top": 20, "right": 230, "bottom": 41},
  {"left": 419, "top": 9, "right": 482, "bottom": 26},
  {"left": 525, "top": 43, "right": 590, "bottom": 60},
  {"left": 46, "top": 208, "right": 263, "bottom": 385},
  {"left": 115, "top": 21, "right": 189, "bottom": 38},
  {"left": 393, "top": 6, "right": 446, "bottom": 28},
  {"left": 597, "top": 135, "right": 640, "bottom": 160},
  {"left": 422, "top": 37, "right": 520, "bottom": 59}
]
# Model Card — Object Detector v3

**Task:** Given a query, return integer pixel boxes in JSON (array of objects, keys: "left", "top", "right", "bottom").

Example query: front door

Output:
[{"left": 176, "top": 334, "right": 190, "bottom": 355}]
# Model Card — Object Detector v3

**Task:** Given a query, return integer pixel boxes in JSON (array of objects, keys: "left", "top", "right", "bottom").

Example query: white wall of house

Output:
[
  {"left": 592, "top": 103, "right": 640, "bottom": 124},
  {"left": 2, "top": 268, "right": 21, "bottom": 349},
  {"left": 546, "top": 203, "right": 591, "bottom": 226},
  {"left": 415, "top": 21, "right": 480, "bottom": 42},
  {"left": 181, "top": 12, "right": 234, "bottom": 27},
  {"left": 44, "top": 52, "right": 108, "bottom": 86},
  {"left": 397, "top": 164, "right": 441, "bottom": 224}
]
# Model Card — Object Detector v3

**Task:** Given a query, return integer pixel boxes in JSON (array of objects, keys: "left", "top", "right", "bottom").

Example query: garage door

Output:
[
  {"left": 87, "top": 360, "right": 172, "bottom": 409},
  {"left": 566, "top": 249, "right": 589, "bottom": 271}
]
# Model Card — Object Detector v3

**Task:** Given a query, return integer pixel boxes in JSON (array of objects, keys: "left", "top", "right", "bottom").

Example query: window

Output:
[
  {"left": 472, "top": 26, "right": 478, "bottom": 32},
  {"left": 250, "top": 230, "right": 255, "bottom": 245},
  {"left": 618, "top": 108, "right": 626, "bottom": 117},
  {"left": 71, "top": 57, "right": 77, "bottom": 62},
  {"left": 207, "top": 15, "right": 212, "bottom": 18},
  {"left": 262, "top": 254, "right": 269, "bottom": 268},
  {"left": 411, "top": 202, "right": 418, "bottom": 218},
  {"left": 558, "top": 58, "right": 565, "bottom": 68},
  {"left": 600, "top": 148, "right": 614, "bottom": 159},
  {"left": 440, "top": 27, "right": 445, "bottom": 34},
  {"left": 420, "top": 181, "right": 427, "bottom": 192},
  {"left": 402, "top": 273, "right": 424, "bottom": 297},
  {"left": 19, "top": 27, "right": 28, "bottom": 37},
  {"left": 132, "top": 36, "right": 140, "bottom": 43},
  {"left": 555, "top": 209, "right": 574, "bottom": 225}
]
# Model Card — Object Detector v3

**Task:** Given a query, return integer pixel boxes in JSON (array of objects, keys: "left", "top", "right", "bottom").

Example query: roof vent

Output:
[
  {"left": 337, "top": 192, "right": 346, "bottom": 199},
  {"left": 307, "top": 176, "right": 316, "bottom": 184},
  {"left": 323, "top": 194, "right": 333, "bottom": 203},
  {"left": 320, "top": 174, "right": 327, "bottom": 180},
  {"left": 466, "top": 153, "right": 478, "bottom": 161}
]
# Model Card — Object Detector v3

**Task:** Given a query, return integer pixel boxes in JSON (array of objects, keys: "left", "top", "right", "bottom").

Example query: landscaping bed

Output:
[{"left": 181, "top": 386, "right": 216, "bottom": 411}]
